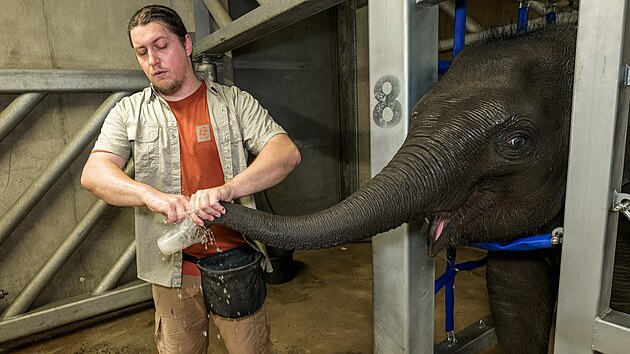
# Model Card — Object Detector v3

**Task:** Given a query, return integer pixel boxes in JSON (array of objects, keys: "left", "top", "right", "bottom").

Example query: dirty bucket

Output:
[
  {"left": 196, "top": 246, "right": 266, "bottom": 319},
  {"left": 263, "top": 246, "right": 295, "bottom": 284}
]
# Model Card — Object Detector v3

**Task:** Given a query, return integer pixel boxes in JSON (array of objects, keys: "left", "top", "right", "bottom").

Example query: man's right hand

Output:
[
  {"left": 142, "top": 190, "right": 192, "bottom": 224},
  {"left": 82, "top": 152, "right": 199, "bottom": 224}
]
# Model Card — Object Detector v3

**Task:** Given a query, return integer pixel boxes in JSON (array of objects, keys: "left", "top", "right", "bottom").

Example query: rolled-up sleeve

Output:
[
  {"left": 231, "top": 86, "right": 286, "bottom": 155},
  {"left": 93, "top": 101, "right": 132, "bottom": 161}
]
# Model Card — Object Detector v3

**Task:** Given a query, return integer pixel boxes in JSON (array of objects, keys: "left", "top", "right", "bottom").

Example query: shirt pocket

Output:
[{"left": 132, "top": 125, "right": 160, "bottom": 181}]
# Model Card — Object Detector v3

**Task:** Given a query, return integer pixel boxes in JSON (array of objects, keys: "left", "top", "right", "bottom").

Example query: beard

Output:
[{"left": 152, "top": 77, "right": 184, "bottom": 96}]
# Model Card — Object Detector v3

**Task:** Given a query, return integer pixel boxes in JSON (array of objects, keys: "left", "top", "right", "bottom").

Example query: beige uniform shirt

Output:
[{"left": 93, "top": 79, "right": 286, "bottom": 287}]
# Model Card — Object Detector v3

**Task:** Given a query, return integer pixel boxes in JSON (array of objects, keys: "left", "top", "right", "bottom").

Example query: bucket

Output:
[
  {"left": 263, "top": 246, "right": 295, "bottom": 284},
  {"left": 196, "top": 246, "right": 266, "bottom": 319}
]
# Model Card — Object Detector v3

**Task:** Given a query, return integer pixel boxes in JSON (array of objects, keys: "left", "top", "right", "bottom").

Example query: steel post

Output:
[
  {"left": 369, "top": 2, "right": 437, "bottom": 353},
  {"left": 554, "top": 0, "right": 630, "bottom": 352}
]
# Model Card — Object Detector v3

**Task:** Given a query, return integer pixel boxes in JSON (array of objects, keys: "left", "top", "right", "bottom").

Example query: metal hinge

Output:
[{"left": 612, "top": 191, "right": 630, "bottom": 221}]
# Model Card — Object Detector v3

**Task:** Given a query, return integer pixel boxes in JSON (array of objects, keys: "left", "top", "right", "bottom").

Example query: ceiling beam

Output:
[{"left": 193, "top": 0, "right": 346, "bottom": 57}]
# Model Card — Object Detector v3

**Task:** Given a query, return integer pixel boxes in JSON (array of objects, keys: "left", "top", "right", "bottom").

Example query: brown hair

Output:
[{"left": 126, "top": 4, "right": 188, "bottom": 47}]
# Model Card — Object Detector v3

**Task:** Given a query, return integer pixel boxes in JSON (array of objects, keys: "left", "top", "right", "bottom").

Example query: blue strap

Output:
[
  {"left": 435, "top": 232, "right": 558, "bottom": 340},
  {"left": 438, "top": 60, "right": 452, "bottom": 74},
  {"left": 452, "top": 0, "right": 467, "bottom": 58},
  {"left": 468, "top": 233, "right": 553, "bottom": 251},
  {"left": 517, "top": 3, "right": 529, "bottom": 34},
  {"left": 438, "top": 0, "right": 467, "bottom": 74},
  {"left": 546, "top": 9, "right": 557, "bottom": 24}
]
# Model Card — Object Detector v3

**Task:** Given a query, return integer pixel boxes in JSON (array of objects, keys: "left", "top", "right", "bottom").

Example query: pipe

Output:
[
  {"left": 0, "top": 70, "right": 147, "bottom": 93},
  {"left": 0, "top": 92, "right": 129, "bottom": 247},
  {"left": 92, "top": 239, "right": 137, "bottom": 296},
  {"left": 0, "top": 93, "right": 46, "bottom": 143},
  {"left": 439, "top": 0, "right": 484, "bottom": 33},
  {"left": 203, "top": 0, "right": 233, "bottom": 28},
  {"left": 1, "top": 161, "right": 134, "bottom": 318}
]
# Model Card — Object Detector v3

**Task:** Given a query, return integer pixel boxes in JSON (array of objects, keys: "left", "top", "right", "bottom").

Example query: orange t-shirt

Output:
[{"left": 166, "top": 82, "right": 246, "bottom": 275}]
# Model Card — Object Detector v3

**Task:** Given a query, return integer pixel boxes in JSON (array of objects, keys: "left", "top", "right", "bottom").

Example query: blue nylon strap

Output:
[
  {"left": 468, "top": 233, "right": 553, "bottom": 251},
  {"left": 517, "top": 4, "right": 529, "bottom": 34},
  {"left": 445, "top": 247, "right": 456, "bottom": 332},
  {"left": 435, "top": 233, "right": 556, "bottom": 338},
  {"left": 546, "top": 10, "right": 557, "bottom": 24},
  {"left": 438, "top": 60, "right": 452, "bottom": 74},
  {"left": 453, "top": 0, "right": 467, "bottom": 58},
  {"left": 438, "top": 0, "right": 467, "bottom": 74}
]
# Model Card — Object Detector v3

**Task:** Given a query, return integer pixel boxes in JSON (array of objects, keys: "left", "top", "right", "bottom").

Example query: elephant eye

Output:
[{"left": 507, "top": 136, "right": 526, "bottom": 148}]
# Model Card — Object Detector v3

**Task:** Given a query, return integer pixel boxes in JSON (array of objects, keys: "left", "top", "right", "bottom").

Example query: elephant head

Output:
[{"left": 214, "top": 24, "right": 577, "bottom": 256}]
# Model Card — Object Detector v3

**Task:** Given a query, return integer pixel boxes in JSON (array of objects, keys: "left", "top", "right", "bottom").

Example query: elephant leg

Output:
[{"left": 485, "top": 249, "right": 560, "bottom": 354}]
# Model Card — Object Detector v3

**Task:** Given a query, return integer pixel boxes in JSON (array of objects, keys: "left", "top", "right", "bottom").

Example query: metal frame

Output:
[
  {"left": 0, "top": 71, "right": 148, "bottom": 346},
  {"left": 554, "top": 0, "right": 630, "bottom": 353},
  {"left": 368, "top": 2, "right": 437, "bottom": 353}
]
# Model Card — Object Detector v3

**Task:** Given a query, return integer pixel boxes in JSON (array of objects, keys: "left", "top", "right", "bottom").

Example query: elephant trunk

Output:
[{"left": 213, "top": 139, "right": 453, "bottom": 250}]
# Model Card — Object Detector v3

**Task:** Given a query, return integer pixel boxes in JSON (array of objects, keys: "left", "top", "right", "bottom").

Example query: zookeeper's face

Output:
[{"left": 130, "top": 21, "right": 192, "bottom": 96}]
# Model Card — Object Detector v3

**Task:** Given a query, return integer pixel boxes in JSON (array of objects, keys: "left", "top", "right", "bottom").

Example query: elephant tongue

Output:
[{"left": 431, "top": 219, "right": 448, "bottom": 241}]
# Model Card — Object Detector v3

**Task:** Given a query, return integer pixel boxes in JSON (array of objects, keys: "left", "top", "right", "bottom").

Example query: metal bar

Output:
[
  {"left": 192, "top": 0, "right": 346, "bottom": 56},
  {"left": 337, "top": 0, "right": 359, "bottom": 200},
  {"left": 592, "top": 310, "right": 630, "bottom": 353},
  {"left": 369, "top": 2, "right": 437, "bottom": 353},
  {"left": 203, "top": 0, "right": 233, "bottom": 28},
  {"left": 0, "top": 92, "right": 46, "bottom": 143},
  {"left": 0, "top": 92, "right": 129, "bottom": 247},
  {"left": 1, "top": 161, "right": 135, "bottom": 318},
  {"left": 92, "top": 240, "right": 137, "bottom": 296},
  {"left": 0, "top": 281, "right": 152, "bottom": 344},
  {"left": 554, "top": 0, "right": 630, "bottom": 352},
  {"left": 0, "top": 70, "right": 148, "bottom": 93},
  {"left": 439, "top": 0, "right": 484, "bottom": 33}
]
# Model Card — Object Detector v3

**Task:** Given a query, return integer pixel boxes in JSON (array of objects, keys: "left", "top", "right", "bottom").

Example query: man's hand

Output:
[
  {"left": 189, "top": 185, "right": 233, "bottom": 225},
  {"left": 82, "top": 152, "right": 201, "bottom": 224},
  {"left": 142, "top": 190, "right": 194, "bottom": 224}
]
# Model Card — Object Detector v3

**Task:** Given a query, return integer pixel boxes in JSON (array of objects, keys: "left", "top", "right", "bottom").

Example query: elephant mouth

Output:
[{"left": 427, "top": 213, "right": 461, "bottom": 257}]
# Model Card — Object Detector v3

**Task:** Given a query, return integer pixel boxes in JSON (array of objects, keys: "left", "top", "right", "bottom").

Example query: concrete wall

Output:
[{"left": 0, "top": 0, "right": 194, "bottom": 312}]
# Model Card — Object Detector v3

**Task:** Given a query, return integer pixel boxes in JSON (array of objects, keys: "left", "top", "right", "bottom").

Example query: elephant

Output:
[{"left": 208, "top": 23, "right": 630, "bottom": 353}]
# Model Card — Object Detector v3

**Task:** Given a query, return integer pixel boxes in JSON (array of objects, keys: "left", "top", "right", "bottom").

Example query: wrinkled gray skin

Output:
[{"left": 213, "top": 24, "right": 630, "bottom": 353}]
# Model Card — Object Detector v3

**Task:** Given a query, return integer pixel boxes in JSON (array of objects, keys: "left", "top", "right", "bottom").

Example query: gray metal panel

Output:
[
  {"left": 0, "top": 70, "right": 148, "bottom": 93},
  {"left": 554, "top": 1, "right": 630, "bottom": 353},
  {"left": 369, "top": 2, "right": 437, "bottom": 353},
  {"left": 192, "top": 0, "right": 346, "bottom": 56},
  {"left": 593, "top": 310, "right": 630, "bottom": 353}
]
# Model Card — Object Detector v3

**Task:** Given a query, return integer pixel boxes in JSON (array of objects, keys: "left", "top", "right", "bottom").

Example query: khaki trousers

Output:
[{"left": 152, "top": 274, "right": 272, "bottom": 354}]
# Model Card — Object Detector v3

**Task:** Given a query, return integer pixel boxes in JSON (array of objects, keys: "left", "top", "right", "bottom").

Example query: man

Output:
[{"left": 81, "top": 4, "right": 301, "bottom": 354}]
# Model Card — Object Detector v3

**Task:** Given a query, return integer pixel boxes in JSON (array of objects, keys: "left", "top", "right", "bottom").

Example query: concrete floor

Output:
[{"left": 10, "top": 242, "right": 496, "bottom": 354}]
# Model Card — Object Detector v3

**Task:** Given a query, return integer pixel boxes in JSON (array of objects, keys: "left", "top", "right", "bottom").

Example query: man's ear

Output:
[{"left": 184, "top": 34, "right": 193, "bottom": 57}]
